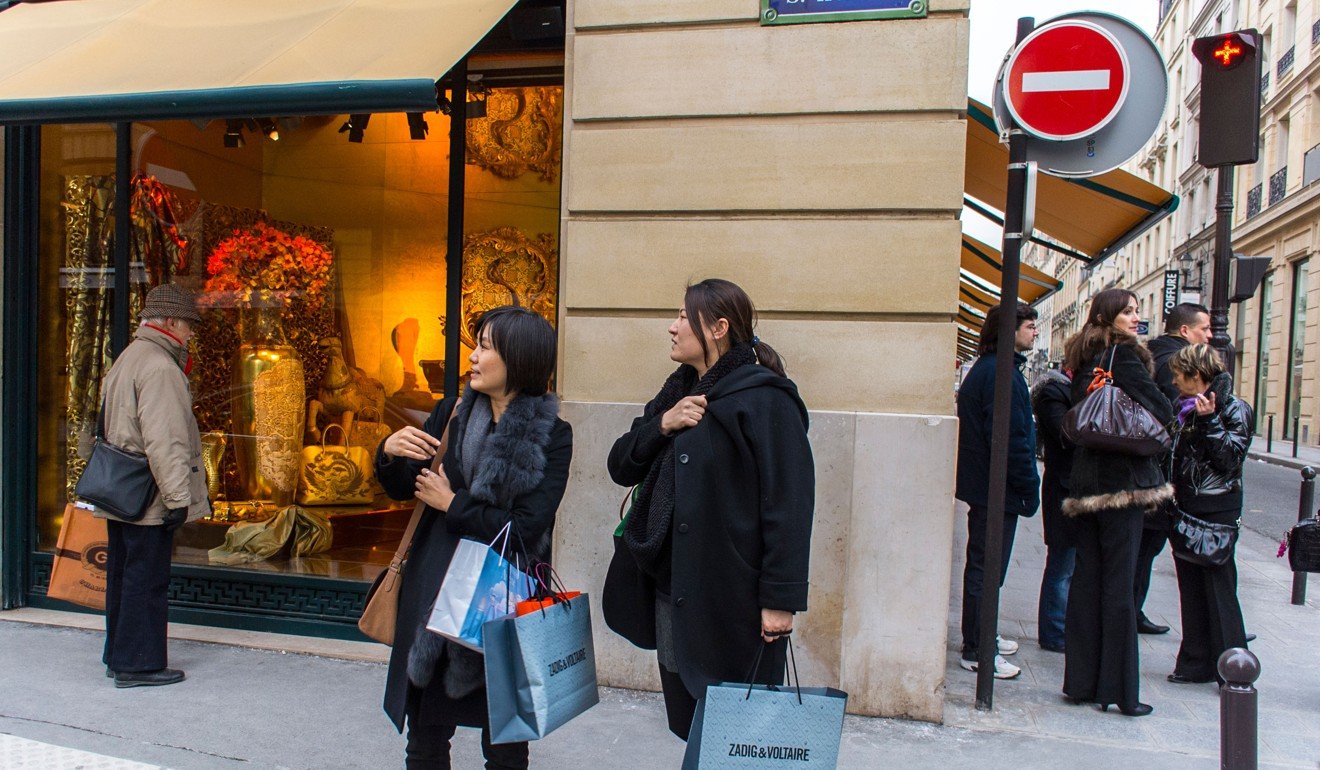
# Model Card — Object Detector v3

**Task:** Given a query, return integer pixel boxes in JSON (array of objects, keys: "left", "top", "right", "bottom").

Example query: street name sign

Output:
[
  {"left": 761, "top": 0, "right": 926, "bottom": 25},
  {"left": 1003, "top": 21, "right": 1130, "bottom": 141}
]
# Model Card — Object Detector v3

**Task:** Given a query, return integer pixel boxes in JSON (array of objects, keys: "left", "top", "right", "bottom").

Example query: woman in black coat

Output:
[
  {"left": 1060, "top": 288, "right": 1174, "bottom": 718},
  {"left": 603, "top": 279, "right": 815, "bottom": 741},
  {"left": 1166, "top": 344, "right": 1252, "bottom": 685},
  {"left": 374, "top": 306, "right": 572, "bottom": 770}
]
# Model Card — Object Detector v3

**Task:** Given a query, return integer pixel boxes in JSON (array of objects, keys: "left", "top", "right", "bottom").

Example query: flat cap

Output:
[{"left": 141, "top": 283, "right": 202, "bottom": 324}]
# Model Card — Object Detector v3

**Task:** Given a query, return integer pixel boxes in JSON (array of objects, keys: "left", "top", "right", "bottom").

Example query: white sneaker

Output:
[
  {"left": 959, "top": 655, "right": 1022, "bottom": 680},
  {"left": 997, "top": 635, "right": 1019, "bottom": 656}
]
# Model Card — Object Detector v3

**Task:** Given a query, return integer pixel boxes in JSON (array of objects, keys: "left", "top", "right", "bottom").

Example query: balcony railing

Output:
[
  {"left": 1247, "top": 183, "right": 1263, "bottom": 217},
  {"left": 1270, "top": 166, "right": 1288, "bottom": 205},
  {"left": 1305, "top": 143, "right": 1320, "bottom": 187},
  {"left": 1314, "top": 19, "right": 1320, "bottom": 46},
  {"left": 1160, "top": 0, "right": 1175, "bottom": 24},
  {"left": 1262, "top": 70, "right": 1271, "bottom": 98},
  {"left": 1279, "top": 46, "right": 1296, "bottom": 78}
]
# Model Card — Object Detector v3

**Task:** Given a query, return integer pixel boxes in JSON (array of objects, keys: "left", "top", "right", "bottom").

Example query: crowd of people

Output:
[{"left": 957, "top": 289, "right": 1253, "bottom": 718}]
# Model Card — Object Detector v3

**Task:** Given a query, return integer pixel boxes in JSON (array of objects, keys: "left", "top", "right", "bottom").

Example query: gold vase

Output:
[{"left": 231, "top": 303, "right": 305, "bottom": 506}]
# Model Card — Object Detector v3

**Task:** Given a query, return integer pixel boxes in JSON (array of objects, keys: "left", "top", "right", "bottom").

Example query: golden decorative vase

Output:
[{"left": 231, "top": 304, "right": 305, "bottom": 506}]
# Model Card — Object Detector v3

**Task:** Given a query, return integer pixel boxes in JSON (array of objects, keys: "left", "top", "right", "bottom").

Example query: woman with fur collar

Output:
[
  {"left": 1060, "top": 288, "right": 1174, "bottom": 718},
  {"left": 374, "top": 306, "right": 572, "bottom": 769},
  {"left": 1165, "top": 344, "right": 1252, "bottom": 685}
]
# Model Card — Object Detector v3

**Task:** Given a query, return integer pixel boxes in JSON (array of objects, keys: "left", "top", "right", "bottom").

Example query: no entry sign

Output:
[{"left": 1003, "top": 20, "right": 1131, "bottom": 142}]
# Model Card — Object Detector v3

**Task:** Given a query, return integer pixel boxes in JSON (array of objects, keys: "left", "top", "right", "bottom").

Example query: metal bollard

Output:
[
  {"left": 1219, "top": 648, "right": 1260, "bottom": 770},
  {"left": 1267, "top": 414, "right": 1274, "bottom": 455},
  {"left": 1293, "top": 416, "right": 1300, "bottom": 458},
  {"left": 1292, "top": 467, "right": 1315, "bottom": 606}
]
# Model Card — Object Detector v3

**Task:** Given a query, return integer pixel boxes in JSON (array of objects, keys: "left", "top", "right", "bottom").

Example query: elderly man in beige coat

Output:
[{"left": 97, "top": 283, "right": 210, "bottom": 688}]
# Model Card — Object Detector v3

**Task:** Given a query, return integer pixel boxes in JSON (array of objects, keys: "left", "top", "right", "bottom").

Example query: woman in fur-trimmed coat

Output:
[
  {"left": 375, "top": 306, "right": 571, "bottom": 770},
  {"left": 1060, "top": 288, "right": 1174, "bottom": 718}
]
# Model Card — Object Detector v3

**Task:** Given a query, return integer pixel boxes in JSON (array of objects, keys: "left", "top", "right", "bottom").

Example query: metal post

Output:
[
  {"left": 976, "top": 15, "right": 1035, "bottom": 711},
  {"left": 1267, "top": 414, "right": 1274, "bottom": 455},
  {"left": 1293, "top": 416, "right": 1300, "bottom": 458},
  {"left": 444, "top": 60, "right": 468, "bottom": 400},
  {"left": 1292, "top": 467, "right": 1314, "bottom": 606},
  {"left": 112, "top": 122, "right": 132, "bottom": 358},
  {"left": 1210, "top": 166, "right": 1236, "bottom": 376},
  {"left": 1218, "top": 648, "right": 1260, "bottom": 770}
]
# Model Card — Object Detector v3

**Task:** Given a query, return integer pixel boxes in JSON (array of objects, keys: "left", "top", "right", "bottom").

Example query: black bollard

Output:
[
  {"left": 1293, "top": 416, "right": 1300, "bottom": 458},
  {"left": 1267, "top": 414, "right": 1274, "bottom": 455},
  {"left": 1292, "top": 467, "right": 1315, "bottom": 606},
  {"left": 1219, "top": 648, "right": 1260, "bottom": 770}
]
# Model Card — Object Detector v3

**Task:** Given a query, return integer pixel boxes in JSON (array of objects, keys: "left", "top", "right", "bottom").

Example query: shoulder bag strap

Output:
[{"left": 389, "top": 398, "right": 460, "bottom": 569}]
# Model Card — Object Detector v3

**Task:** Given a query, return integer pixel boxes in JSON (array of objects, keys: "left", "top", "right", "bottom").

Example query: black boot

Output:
[{"left": 1137, "top": 614, "right": 1170, "bottom": 635}]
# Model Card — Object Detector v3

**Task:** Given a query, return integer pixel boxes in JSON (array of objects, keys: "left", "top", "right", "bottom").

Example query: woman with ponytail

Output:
[{"left": 603, "top": 279, "right": 816, "bottom": 741}]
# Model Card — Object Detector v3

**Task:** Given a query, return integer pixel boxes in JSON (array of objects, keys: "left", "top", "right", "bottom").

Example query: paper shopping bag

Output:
[
  {"left": 425, "top": 526, "right": 534, "bottom": 652},
  {"left": 484, "top": 593, "right": 600, "bottom": 744},
  {"left": 47, "top": 503, "right": 109, "bottom": 610}
]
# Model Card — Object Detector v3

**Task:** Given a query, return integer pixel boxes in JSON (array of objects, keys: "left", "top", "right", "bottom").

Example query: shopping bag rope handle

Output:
[{"left": 743, "top": 637, "right": 803, "bottom": 705}]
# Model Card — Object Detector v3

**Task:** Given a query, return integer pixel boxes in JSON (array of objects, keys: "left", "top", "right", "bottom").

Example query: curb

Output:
[{"left": 1247, "top": 451, "right": 1315, "bottom": 472}]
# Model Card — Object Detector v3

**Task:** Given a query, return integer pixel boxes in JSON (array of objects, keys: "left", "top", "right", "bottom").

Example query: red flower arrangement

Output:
[{"left": 203, "top": 222, "right": 333, "bottom": 310}]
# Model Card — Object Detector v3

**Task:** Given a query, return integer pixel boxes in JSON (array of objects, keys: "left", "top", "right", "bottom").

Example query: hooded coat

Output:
[
  {"left": 605, "top": 364, "right": 815, "bottom": 699},
  {"left": 956, "top": 351, "right": 1040, "bottom": 517},
  {"left": 1170, "top": 372, "right": 1253, "bottom": 514},
  {"left": 374, "top": 390, "right": 572, "bottom": 731}
]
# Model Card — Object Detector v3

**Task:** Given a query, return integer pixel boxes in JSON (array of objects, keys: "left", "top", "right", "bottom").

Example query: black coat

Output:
[
  {"left": 1148, "top": 334, "right": 1190, "bottom": 406},
  {"left": 1063, "top": 342, "right": 1176, "bottom": 516},
  {"left": 374, "top": 395, "right": 573, "bottom": 732},
  {"left": 605, "top": 365, "right": 815, "bottom": 699},
  {"left": 955, "top": 352, "right": 1040, "bottom": 516},
  {"left": 1031, "top": 369, "right": 1074, "bottom": 547},
  {"left": 1171, "top": 372, "right": 1253, "bottom": 514}
]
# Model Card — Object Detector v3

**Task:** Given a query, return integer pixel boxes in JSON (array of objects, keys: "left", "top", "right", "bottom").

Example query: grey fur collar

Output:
[{"left": 1062, "top": 483, "right": 1173, "bottom": 517}]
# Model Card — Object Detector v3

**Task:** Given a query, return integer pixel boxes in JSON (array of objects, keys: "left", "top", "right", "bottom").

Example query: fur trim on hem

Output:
[{"left": 1062, "top": 483, "right": 1173, "bottom": 517}]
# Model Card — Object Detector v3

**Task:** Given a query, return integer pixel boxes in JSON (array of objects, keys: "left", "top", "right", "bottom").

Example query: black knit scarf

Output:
[{"left": 624, "top": 343, "right": 757, "bottom": 575}]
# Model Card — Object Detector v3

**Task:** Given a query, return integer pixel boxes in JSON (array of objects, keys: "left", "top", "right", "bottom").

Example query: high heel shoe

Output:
[{"left": 1100, "top": 702, "right": 1153, "bottom": 717}]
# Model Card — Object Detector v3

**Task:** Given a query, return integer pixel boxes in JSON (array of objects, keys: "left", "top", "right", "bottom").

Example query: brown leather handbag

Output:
[
  {"left": 1063, "top": 347, "right": 1171, "bottom": 457},
  {"left": 358, "top": 401, "right": 457, "bottom": 645}
]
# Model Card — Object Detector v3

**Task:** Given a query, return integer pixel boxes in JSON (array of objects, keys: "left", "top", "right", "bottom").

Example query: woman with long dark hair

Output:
[
  {"left": 375, "top": 306, "right": 572, "bottom": 769},
  {"left": 1060, "top": 288, "right": 1174, "bottom": 717},
  {"left": 603, "top": 278, "right": 816, "bottom": 740}
]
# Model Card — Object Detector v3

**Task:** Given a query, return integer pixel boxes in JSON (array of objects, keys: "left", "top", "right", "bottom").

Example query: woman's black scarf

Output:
[{"left": 624, "top": 343, "right": 757, "bottom": 575}]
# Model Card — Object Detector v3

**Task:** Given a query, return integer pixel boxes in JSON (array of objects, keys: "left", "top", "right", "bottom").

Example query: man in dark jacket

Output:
[
  {"left": 1032, "top": 367, "right": 1074, "bottom": 652},
  {"left": 956, "top": 302, "right": 1040, "bottom": 679},
  {"left": 1135, "top": 302, "right": 1210, "bottom": 635}
]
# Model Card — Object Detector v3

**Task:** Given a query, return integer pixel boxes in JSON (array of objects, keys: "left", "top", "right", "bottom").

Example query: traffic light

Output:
[{"left": 1192, "top": 30, "right": 1262, "bottom": 167}]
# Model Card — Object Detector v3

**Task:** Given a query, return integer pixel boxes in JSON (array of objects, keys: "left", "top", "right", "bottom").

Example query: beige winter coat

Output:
[{"left": 93, "top": 324, "right": 210, "bottom": 526}]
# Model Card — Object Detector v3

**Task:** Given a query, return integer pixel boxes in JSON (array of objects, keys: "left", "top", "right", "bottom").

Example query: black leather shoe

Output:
[
  {"left": 114, "top": 669, "right": 185, "bottom": 688},
  {"left": 105, "top": 667, "right": 114, "bottom": 678},
  {"left": 1137, "top": 616, "right": 1170, "bottom": 635},
  {"left": 1102, "top": 702, "right": 1153, "bottom": 717},
  {"left": 1167, "top": 672, "right": 1214, "bottom": 684}
]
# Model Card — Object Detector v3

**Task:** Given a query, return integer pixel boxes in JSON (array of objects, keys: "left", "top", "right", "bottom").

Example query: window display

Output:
[{"left": 36, "top": 87, "right": 564, "bottom": 583}]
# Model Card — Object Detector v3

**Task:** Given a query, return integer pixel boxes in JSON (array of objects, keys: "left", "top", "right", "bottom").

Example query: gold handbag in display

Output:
[
  {"left": 296, "top": 424, "right": 375, "bottom": 506},
  {"left": 347, "top": 406, "right": 393, "bottom": 455}
]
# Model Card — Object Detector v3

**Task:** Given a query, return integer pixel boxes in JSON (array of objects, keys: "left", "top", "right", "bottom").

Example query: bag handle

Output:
[
  {"left": 321, "top": 423, "right": 348, "bottom": 451},
  {"left": 742, "top": 637, "right": 803, "bottom": 705},
  {"left": 388, "top": 398, "right": 460, "bottom": 573}
]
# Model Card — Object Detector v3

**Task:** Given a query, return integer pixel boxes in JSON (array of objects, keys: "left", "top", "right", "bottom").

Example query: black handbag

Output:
[
  {"left": 602, "top": 486, "right": 657, "bottom": 650},
  {"left": 1063, "top": 347, "right": 1172, "bottom": 457},
  {"left": 1168, "top": 509, "right": 1239, "bottom": 567},
  {"left": 73, "top": 400, "right": 156, "bottom": 522},
  {"left": 1285, "top": 518, "right": 1320, "bottom": 573}
]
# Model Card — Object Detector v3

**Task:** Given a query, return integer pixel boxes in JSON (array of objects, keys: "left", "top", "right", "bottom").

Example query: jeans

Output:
[
  {"left": 961, "top": 505, "right": 1020, "bottom": 659},
  {"left": 1037, "top": 543, "right": 1076, "bottom": 649}
]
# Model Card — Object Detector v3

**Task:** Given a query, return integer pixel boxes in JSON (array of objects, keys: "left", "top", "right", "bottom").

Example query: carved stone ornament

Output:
[{"left": 465, "top": 87, "right": 564, "bottom": 183}]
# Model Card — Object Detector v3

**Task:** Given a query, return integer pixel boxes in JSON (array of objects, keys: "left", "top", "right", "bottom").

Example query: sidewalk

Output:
[
  {"left": 0, "top": 512, "right": 1316, "bottom": 769},
  {"left": 1248, "top": 434, "right": 1320, "bottom": 470}
]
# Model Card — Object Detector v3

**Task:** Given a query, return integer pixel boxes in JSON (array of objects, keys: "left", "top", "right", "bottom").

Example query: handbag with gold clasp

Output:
[{"left": 296, "top": 424, "right": 375, "bottom": 506}]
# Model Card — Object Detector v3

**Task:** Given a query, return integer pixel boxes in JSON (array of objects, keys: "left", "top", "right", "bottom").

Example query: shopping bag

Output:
[
  {"left": 682, "top": 640, "right": 847, "bottom": 770},
  {"left": 425, "top": 523, "right": 534, "bottom": 651},
  {"left": 46, "top": 503, "right": 109, "bottom": 610},
  {"left": 484, "top": 593, "right": 600, "bottom": 744}
]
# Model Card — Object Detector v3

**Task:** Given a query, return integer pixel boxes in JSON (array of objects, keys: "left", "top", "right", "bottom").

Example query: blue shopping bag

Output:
[
  {"left": 484, "top": 593, "right": 600, "bottom": 744},
  {"left": 681, "top": 639, "right": 847, "bottom": 769},
  {"left": 425, "top": 523, "right": 534, "bottom": 652}
]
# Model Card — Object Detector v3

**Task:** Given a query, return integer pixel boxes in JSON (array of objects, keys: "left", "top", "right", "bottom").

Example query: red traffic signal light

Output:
[
  {"left": 1209, "top": 34, "right": 1246, "bottom": 68},
  {"left": 1192, "top": 29, "right": 1261, "bottom": 167}
]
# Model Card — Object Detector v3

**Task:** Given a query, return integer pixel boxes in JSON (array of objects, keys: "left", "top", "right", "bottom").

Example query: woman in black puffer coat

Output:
[
  {"left": 1165, "top": 344, "right": 1252, "bottom": 685},
  {"left": 1061, "top": 288, "right": 1174, "bottom": 718}
]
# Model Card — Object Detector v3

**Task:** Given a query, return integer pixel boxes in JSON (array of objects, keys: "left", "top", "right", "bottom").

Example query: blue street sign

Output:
[
  {"left": 761, "top": 0, "right": 927, "bottom": 25},
  {"left": 1136, "top": 321, "right": 1150, "bottom": 336}
]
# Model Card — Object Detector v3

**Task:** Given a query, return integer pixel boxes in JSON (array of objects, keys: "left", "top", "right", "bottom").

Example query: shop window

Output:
[
  {"left": 1255, "top": 274, "right": 1274, "bottom": 433},
  {"left": 1285, "top": 259, "right": 1309, "bottom": 438},
  {"left": 35, "top": 88, "right": 564, "bottom": 580}
]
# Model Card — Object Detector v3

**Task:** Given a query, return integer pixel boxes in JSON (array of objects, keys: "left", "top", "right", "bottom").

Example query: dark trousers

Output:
[
  {"left": 1133, "top": 527, "right": 1168, "bottom": 619},
  {"left": 1063, "top": 506, "right": 1143, "bottom": 707},
  {"left": 405, "top": 723, "right": 528, "bottom": 770},
  {"left": 102, "top": 519, "right": 173, "bottom": 673},
  {"left": 1037, "top": 543, "right": 1076, "bottom": 649},
  {"left": 658, "top": 663, "right": 698, "bottom": 741},
  {"left": 1173, "top": 533, "right": 1247, "bottom": 680},
  {"left": 961, "top": 505, "right": 1020, "bottom": 659}
]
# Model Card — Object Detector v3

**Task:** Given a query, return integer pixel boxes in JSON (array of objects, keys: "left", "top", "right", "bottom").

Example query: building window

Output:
[
  {"left": 1285, "top": 259, "right": 1309, "bottom": 439},
  {"left": 1256, "top": 274, "right": 1275, "bottom": 434}
]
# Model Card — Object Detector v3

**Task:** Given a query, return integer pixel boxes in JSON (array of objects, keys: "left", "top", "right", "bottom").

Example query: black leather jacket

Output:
[{"left": 1170, "top": 372, "right": 1254, "bottom": 514}]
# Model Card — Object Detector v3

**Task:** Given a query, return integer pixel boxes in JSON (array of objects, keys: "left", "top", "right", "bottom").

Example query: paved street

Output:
[{"left": 1244, "top": 457, "right": 1316, "bottom": 545}]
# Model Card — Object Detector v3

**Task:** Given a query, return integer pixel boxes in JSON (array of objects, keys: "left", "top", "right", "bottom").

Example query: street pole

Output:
[
  {"left": 977, "top": 15, "right": 1034, "bottom": 711},
  {"left": 1210, "top": 165, "right": 1236, "bottom": 376}
]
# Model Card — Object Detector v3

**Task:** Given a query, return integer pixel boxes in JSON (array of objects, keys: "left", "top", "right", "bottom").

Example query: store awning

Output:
[
  {"left": 965, "top": 99, "right": 1178, "bottom": 265},
  {"left": 957, "top": 234, "right": 1061, "bottom": 360},
  {"left": 0, "top": 0, "right": 519, "bottom": 123}
]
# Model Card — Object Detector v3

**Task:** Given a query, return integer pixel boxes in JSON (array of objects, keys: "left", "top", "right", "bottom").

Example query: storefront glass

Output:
[
  {"left": 1255, "top": 274, "right": 1274, "bottom": 433},
  {"left": 1286, "top": 259, "right": 1309, "bottom": 439},
  {"left": 35, "top": 88, "right": 564, "bottom": 582}
]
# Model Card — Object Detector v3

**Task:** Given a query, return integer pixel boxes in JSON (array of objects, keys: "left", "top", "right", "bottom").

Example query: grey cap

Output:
[{"left": 141, "top": 283, "right": 202, "bottom": 324}]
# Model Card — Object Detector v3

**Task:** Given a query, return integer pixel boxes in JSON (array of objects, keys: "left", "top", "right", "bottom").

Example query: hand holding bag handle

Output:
[{"left": 358, "top": 399, "right": 459, "bottom": 645}]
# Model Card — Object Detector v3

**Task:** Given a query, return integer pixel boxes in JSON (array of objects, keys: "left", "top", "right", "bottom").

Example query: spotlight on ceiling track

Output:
[
  {"left": 223, "top": 120, "right": 244, "bottom": 149},
  {"left": 259, "top": 118, "right": 280, "bottom": 142},
  {"left": 338, "top": 113, "right": 371, "bottom": 143},
  {"left": 407, "top": 112, "right": 429, "bottom": 140}
]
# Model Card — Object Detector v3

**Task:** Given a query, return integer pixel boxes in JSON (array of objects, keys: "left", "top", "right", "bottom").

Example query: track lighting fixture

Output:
[
  {"left": 338, "top": 113, "right": 371, "bottom": 143},
  {"left": 259, "top": 118, "right": 280, "bottom": 142},
  {"left": 223, "top": 120, "right": 244, "bottom": 148},
  {"left": 407, "top": 112, "right": 429, "bottom": 140}
]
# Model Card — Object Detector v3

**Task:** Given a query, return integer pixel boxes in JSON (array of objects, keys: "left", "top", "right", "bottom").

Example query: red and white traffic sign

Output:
[{"left": 1003, "top": 20, "right": 1131, "bottom": 142}]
